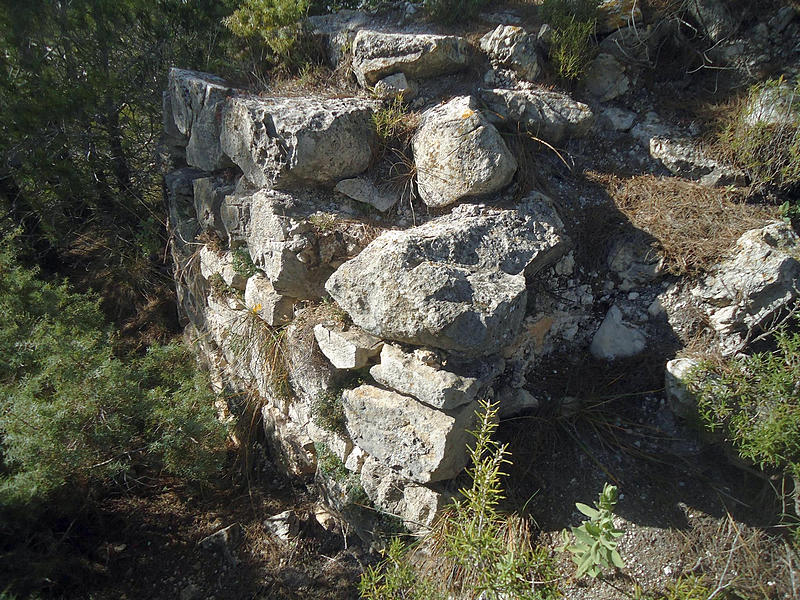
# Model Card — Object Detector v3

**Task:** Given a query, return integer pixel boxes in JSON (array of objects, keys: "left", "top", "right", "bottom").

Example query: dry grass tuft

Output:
[{"left": 594, "top": 173, "right": 778, "bottom": 276}]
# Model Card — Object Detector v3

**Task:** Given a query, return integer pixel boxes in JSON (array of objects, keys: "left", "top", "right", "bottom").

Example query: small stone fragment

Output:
[
  {"left": 372, "top": 73, "right": 418, "bottom": 101},
  {"left": 264, "top": 510, "right": 301, "bottom": 541},
  {"left": 334, "top": 178, "right": 400, "bottom": 212},
  {"left": 590, "top": 305, "right": 647, "bottom": 360},
  {"left": 584, "top": 54, "right": 630, "bottom": 102}
]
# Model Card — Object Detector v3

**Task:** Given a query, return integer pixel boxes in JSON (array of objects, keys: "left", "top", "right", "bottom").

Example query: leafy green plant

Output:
[
  {"left": 540, "top": 0, "right": 600, "bottom": 80},
  {"left": 561, "top": 482, "right": 625, "bottom": 578},
  {"left": 425, "top": 0, "right": 489, "bottom": 25},
  {"left": 231, "top": 246, "right": 258, "bottom": 279},
  {"left": 360, "top": 537, "right": 445, "bottom": 600},
  {"left": 312, "top": 390, "right": 347, "bottom": 436}
]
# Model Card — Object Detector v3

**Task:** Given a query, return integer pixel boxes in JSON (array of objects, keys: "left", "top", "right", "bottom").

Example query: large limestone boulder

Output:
[
  {"left": 412, "top": 96, "right": 517, "bottom": 208},
  {"left": 221, "top": 96, "right": 378, "bottom": 189},
  {"left": 479, "top": 25, "right": 541, "bottom": 81},
  {"left": 692, "top": 222, "right": 800, "bottom": 353},
  {"left": 480, "top": 88, "right": 594, "bottom": 144},
  {"left": 342, "top": 385, "right": 475, "bottom": 483},
  {"left": 168, "top": 68, "right": 236, "bottom": 172},
  {"left": 369, "top": 344, "right": 499, "bottom": 410},
  {"left": 325, "top": 196, "right": 569, "bottom": 356},
  {"left": 351, "top": 30, "right": 469, "bottom": 87}
]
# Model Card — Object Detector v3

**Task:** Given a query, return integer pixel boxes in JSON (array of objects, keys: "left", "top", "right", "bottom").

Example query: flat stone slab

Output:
[
  {"left": 313, "top": 324, "right": 383, "bottom": 369},
  {"left": 245, "top": 273, "right": 294, "bottom": 326}
]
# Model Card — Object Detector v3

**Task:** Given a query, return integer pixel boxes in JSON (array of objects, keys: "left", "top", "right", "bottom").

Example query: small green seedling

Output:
[{"left": 562, "top": 482, "right": 625, "bottom": 578}]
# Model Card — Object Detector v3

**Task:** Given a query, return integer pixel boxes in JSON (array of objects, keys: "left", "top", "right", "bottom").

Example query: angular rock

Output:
[
  {"left": 325, "top": 196, "right": 569, "bottom": 356},
  {"left": 360, "top": 456, "right": 447, "bottom": 532},
  {"left": 479, "top": 25, "right": 541, "bottom": 81},
  {"left": 313, "top": 324, "right": 383, "bottom": 369},
  {"left": 584, "top": 53, "right": 630, "bottom": 102},
  {"left": 650, "top": 137, "right": 745, "bottom": 187},
  {"left": 221, "top": 95, "right": 378, "bottom": 189},
  {"left": 245, "top": 273, "right": 294, "bottom": 326},
  {"left": 372, "top": 73, "right": 418, "bottom": 101},
  {"left": 607, "top": 235, "right": 662, "bottom": 291},
  {"left": 334, "top": 178, "right": 399, "bottom": 212},
  {"left": 598, "top": 106, "right": 636, "bottom": 131},
  {"left": 199, "top": 523, "right": 242, "bottom": 565},
  {"left": 168, "top": 68, "right": 236, "bottom": 171},
  {"left": 351, "top": 30, "right": 469, "bottom": 87},
  {"left": 590, "top": 304, "right": 647, "bottom": 360},
  {"left": 307, "top": 9, "right": 369, "bottom": 68},
  {"left": 412, "top": 96, "right": 517, "bottom": 208},
  {"left": 199, "top": 246, "right": 247, "bottom": 291},
  {"left": 343, "top": 385, "right": 475, "bottom": 483},
  {"left": 264, "top": 510, "right": 301, "bottom": 541},
  {"left": 193, "top": 176, "right": 235, "bottom": 238},
  {"left": 692, "top": 222, "right": 800, "bottom": 353},
  {"left": 665, "top": 357, "right": 700, "bottom": 418},
  {"left": 686, "top": 0, "right": 739, "bottom": 42},
  {"left": 597, "top": 0, "right": 643, "bottom": 34},
  {"left": 165, "top": 168, "right": 204, "bottom": 254},
  {"left": 496, "top": 385, "right": 540, "bottom": 418},
  {"left": 480, "top": 88, "right": 594, "bottom": 144},
  {"left": 370, "top": 344, "right": 498, "bottom": 410}
]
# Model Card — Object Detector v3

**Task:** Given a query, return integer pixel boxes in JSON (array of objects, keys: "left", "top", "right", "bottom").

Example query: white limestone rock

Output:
[
  {"left": 342, "top": 385, "right": 475, "bottom": 483},
  {"left": 325, "top": 195, "right": 569, "bottom": 356},
  {"left": 372, "top": 72, "right": 418, "bottom": 101},
  {"left": 221, "top": 95, "right": 378, "bottom": 189},
  {"left": 334, "top": 178, "right": 400, "bottom": 212},
  {"left": 650, "top": 137, "right": 745, "bottom": 187},
  {"left": 479, "top": 25, "right": 541, "bottom": 81},
  {"left": 665, "top": 358, "right": 701, "bottom": 418},
  {"left": 584, "top": 54, "right": 630, "bottom": 102},
  {"left": 199, "top": 246, "right": 247, "bottom": 291},
  {"left": 313, "top": 324, "right": 383, "bottom": 369},
  {"left": 590, "top": 304, "right": 647, "bottom": 360},
  {"left": 412, "top": 96, "right": 517, "bottom": 208},
  {"left": 351, "top": 30, "right": 469, "bottom": 87},
  {"left": 245, "top": 273, "right": 294, "bottom": 326}
]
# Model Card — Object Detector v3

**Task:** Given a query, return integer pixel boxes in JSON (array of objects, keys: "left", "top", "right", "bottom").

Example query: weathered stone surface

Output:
[
  {"left": 584, "top": 54, "right": 630, "bottom": 102},
  {"left": 598, "top": 106, "right": 636, "bottom": 131},
  {"left": 168, "top": 68, "right": 236, "bottom": 171},
  {"left": 650, "top": 137, "right": 745, "bottom": 187},
  {"left": 351, "top": 30, "right": 469, "bottom": 87},
  {"left": 221, "top": 95, "right": 378, "bottom": 189},
  {"left": 743, "top": 82, "right": 799, "bottom": 128},
  {"left": 692, "top": 222, "right": 800, "bottom": 353},
  {"left": 308, "top": 9, "right": 369, "bottom": 68},
  {"left": 686, "top": 0, "right": 739, "bottom": 42},
  {"left": 597, "top": 0, "right": 643, "bottom": 34},
  {"left": 360, "top": 456, "right": 447, "bottom": 532},
  {"left": 480, "top": 88, "right": 594, "bottom": 144},
  {"left": 313, "top": 324, "right": 383, "bottom": 369},
  {"left": 370, "top": 344, "right": 497, "bottom": 410},
  {"left": 496, "top": 385, "right": 540, "bottom": 418},
  {"left": 607, "top": 235, "right": 663, "bottom": 291},
  {"left": 665, "top": 358, "right": 700, "bottom": 418},
  {"left": 343, "top": 385, "right": 475, "bottom": 483},
  {"left": 334, "top": 178, "right": 399, "bottom": 212},
  {"left": 590, "top": 304, "right": 647, "bottom": 360},
  {"left": 264, "top": 510, "right": 301, "bottom": 541},
  {"left": 412, "top": 96, "right": 517, "bottom": 208},
  {"left": 325, "top": 196, "right": 569, "bottom": 356},
  {"left": 245, "top": 273, "right": 294, "bottom": 326},
  {"left": 200, "top": 246, "right": 247, "bottom": 291},
  {"left": 373, "top": 72, "right": 418, "bottom": 101},
  {"left": 193, "top": 176, "right": 235, "bottom": 238},
  {"left": 479, "top": 25, "right": 541, "bottom": 81}
]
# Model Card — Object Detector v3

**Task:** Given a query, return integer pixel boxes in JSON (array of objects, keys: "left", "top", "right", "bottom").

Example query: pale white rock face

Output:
[
  {"left": 479, "top": 25, "right": 541, "bottom": 81},
  {"left": 584, "top": 54, "right": 630, "bottom": 102},
  {"left": 313, "top": 324, "right": 383, "bottom": 369},
  {"left": 359, "top": 456, "right": 447, "bottom": 532},
  {"left": 168, "top": 68, "right": 236, "bottom": 172},
  {"left": 649, "top": 137, "right": 745, "bottom": 187},
  {"left": 342, "top": 385, "right": 476, "bottom": 483},
  {"left": 590, "top": 304, "right": 647, "bottom": 360},
  {"left": 325, "top": 195, "right": 569, "bottom": 356},
  {"left": 412, "top": 96, "right": 517, "bottom": 208},
  {"left": 369, "top": 344, "right": 496, "bottom": 410},
  {"left": 665, "top": 358, "right": 701, "bottom": 418},
  {"left": 244, "top": 273, "right": 294, "bottom": 327},
  {"left": 372, "top": 72, "right": 418, "bottom": 101},
  {"left": 480, "top": 88, "right": 594, "bottom": 144},
  {"left": 692, "top": 222, "right": 800, "bottom": 353},
  {"left": 199, "top": 246, "right": 247, "bottom": 291},
  {"left": 221, "top": 95, "right": 378, "bottom": 189},
  {"left": 334, "top": 178, "right": 399, "bottom": 212},
  {"left": 743, "top": 83, "right": 799, "bottom": 128},
  {"left": 351, "top": 30, "right": 469, "bottom": 87}
]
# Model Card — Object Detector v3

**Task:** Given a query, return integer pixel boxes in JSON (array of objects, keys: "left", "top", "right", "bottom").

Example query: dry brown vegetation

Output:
[{"left": 592, "top": 173, "right": 779, "bottom": 276}]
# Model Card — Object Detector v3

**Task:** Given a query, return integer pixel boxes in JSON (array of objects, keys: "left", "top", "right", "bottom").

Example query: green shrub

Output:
[
  {"left": 720, "top": 78, "right": 800, "bottom": 198},
  {"left": 0, "top": 236, "right": 227, "bottom": 507},
  {"left": 231, "top": 246, "right": 258, "bottom": 279},
  {"left": 688, "top": 319, "right": 800, "bottom": 510},
  {"left": 425, "top": 0, "right": 490, "bottom": 25},
  {"left": 561, "top": 482, "right": 625, "bottom": 578},
  {"left": 359, "top": 400, "right": 559, "bottom": 600},
  {"left": 312, "top": 390, "right": 347, "bottom": 436},
  {"left": 540, "top": 0, "right": 600, "bottom": 80}
]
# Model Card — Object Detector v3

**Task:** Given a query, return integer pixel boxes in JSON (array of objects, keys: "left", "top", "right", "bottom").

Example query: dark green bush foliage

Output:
[
  {"left": 312, "top": 390, "right": 347, "bottom": 436},
  {"left": 0, "top": 236, "right": 227, "bottom": 507},
  {"left": 540, "top": 0, "right": 600, "bottom": 80},
  {"left": 425, "top": 0, "right": 490, "bottom": 25},
  {"left": 688, "top": 320, "right": 800, "bottom": 483}
]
